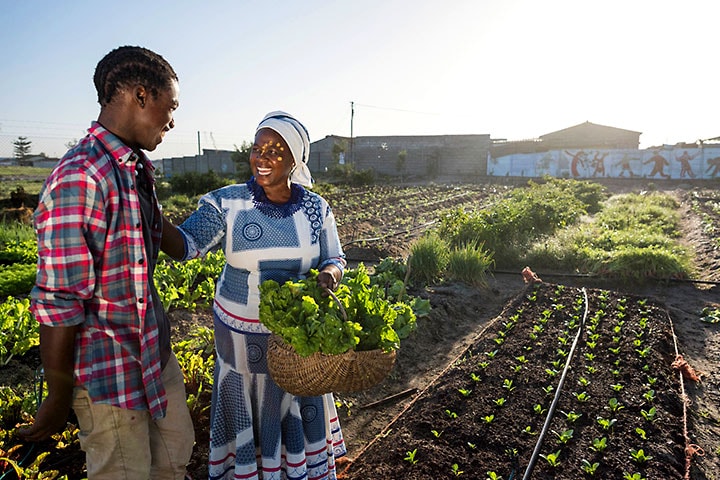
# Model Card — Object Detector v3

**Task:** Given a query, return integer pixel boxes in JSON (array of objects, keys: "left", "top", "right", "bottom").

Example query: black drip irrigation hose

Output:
[
  {"left": 521, "top": 287, "right": 589, "bottom": 480},
  {"left": 0, "top": 444, "right": 36, "bottom": 480},
  {"left": 342, "top": 220, "right": 437, "bottom": 248},
  {"left": 493, "top": 269, "right": 720, "bottom": 286},
  {"left": 339, "top": 285, "right": 537, "bottom": 478}
]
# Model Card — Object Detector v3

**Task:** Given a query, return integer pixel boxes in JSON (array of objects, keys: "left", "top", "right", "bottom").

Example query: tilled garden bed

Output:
[{"left": 341, "top": 281, "right": 691, "bottom": 479}]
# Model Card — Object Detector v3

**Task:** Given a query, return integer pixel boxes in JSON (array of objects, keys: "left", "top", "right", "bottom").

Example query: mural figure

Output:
[
  {"left": 674, "top": 150, "right": 700, "bottom": 178},
  {"left": 615, "top": 153, "right": 638, "bottom": 177},
  {"left": 557, "top": 152, "right": 570, "bottom": 177},
  {"left": 564, "top": 150, "right": 588, "bottom": 178},
  {"left": 591, "top": 151, "right": 609, "bottom": 177},
  {"left": 706, "top": 156, "right": 720, "bottom": 178},
  {"left": 644, "top": 151, "right": 671, "bottom": 178},
  {"left": 536, "top": 152, "right": 554, "bottom": 176},
  {"left": 492, "top": 147, "right": 720, "bottom": 180},
  {"left": 487, "top": 155, "right": 498, "bottom": 176}
]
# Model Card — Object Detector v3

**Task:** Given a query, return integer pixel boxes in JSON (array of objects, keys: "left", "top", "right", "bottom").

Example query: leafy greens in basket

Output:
[{"left": 259, "top": 263, "right": 425, "bottom": 357}]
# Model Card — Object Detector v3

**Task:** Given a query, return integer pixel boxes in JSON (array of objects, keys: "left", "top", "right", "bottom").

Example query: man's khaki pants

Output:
[{"left": 72, "top": 353, "right": 195, "bottom": 479}]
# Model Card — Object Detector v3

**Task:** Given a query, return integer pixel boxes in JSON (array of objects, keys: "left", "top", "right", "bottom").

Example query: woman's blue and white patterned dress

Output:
[{"left": 177, "top": 178, "right": 347, "bottom": 480}]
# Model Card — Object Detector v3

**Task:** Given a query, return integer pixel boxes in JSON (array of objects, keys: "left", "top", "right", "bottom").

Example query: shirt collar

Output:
[{"left": 88, "top": 121, "right": 152, "bottom": 169}]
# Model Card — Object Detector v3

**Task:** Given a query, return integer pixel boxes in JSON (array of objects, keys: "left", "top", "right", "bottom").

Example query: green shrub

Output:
[
  {"left": 327, "top": 164, "right": 375, "bottom": 185},
  {"left": 539, "top": 176, "right": 607, "bottom": 214},
  {"left": 437, "top": 207, "right": 470, "bottom": 241},
  {"left": 601, "top": 245, "right": 691, "bottom": 281},
  {"left": 524, "top": 190, "right": 692, "bottom": 280},
  {"left": 409, "top": 234, "right": 449, "bottom": 286},
  {"left": 0, "top": 239, "right": 38, "bottom": 265},
  {"left": 0, "top": 296, "right": 38, "bottom": 366},
  {"left": 449, "top": 179, "right": 591, "bottom": 267},
  {"left": 310, "top": 182, "right": 339, "bottom": 198},
  {"left": 0, "top": 222, "right": 35, "bottom": 245},
  {"left": 446, "top": 242, "right": 494, "bottom": 287},
  {"left": 154, "top": 178, "right": 173, "bottom": 200},
  {"left": 438, "top": 180, "right": 689, "bottom": 280},
  {"left": 0, "top": 385, "right": 37, "bottom": 429},
  {"left": 168, "top": 171, "right": 234, "bottom": 197},
  {"left": 0, "top": 263, "right": 36, "bottom": 297},
  {"left": 524, "top": 226, "right": 585, "bottom": 271},
  {"left": 598, "top": 193, "right": 680, "bottom": 237},
  {"left": 161, "top": 194, "right": 199, "bottom": 223}
]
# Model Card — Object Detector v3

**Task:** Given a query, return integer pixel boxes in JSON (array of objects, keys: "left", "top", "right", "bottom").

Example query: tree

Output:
[
  {"left": 13, "top": 136, "right": 32, "bottom": 159},
  {"left": 232, "top": 141, "right": 252, "bottom": 180},
  {"left": 332, "top": 140, "right": 348, "bottom": 165},
  {"left": 426, "top": 150, "right": 440, "bottom": 179},
  {"left": 396, "top": 149, "right": 407, "bottom": 183}
]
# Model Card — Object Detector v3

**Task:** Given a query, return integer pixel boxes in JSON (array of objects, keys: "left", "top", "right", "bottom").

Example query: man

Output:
[{"left": 19, "top": 46, "right": 194, "bottom": 479}]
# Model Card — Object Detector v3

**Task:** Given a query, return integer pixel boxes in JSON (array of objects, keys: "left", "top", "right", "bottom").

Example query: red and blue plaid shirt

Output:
[{"left": 31, "top": 122, "right": 167, "bottom": 419}]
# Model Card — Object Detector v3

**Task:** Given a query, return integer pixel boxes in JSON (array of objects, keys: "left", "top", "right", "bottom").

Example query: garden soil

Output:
[
  {"left": 2, "top": 184, "right": 720, "bottom": 479},
  {"left": 178, "top": 186, "right": 720, "bottom": 480},
  {"left": 334, "top": 185, "right": 720, "bottom": 479}
]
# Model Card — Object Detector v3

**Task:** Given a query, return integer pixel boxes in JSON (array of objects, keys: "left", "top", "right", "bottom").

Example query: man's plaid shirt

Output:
[{"left": 31, "top": 122, "right": 167, "bottom": 419}]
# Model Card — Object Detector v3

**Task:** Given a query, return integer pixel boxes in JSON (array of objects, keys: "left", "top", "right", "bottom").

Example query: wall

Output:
[
  {"left": 489, "top": 146, "right": 720, "bottom": 180},
  {"left": 158, "top": 149, "right": 236, "bottom": 178},
  {"left": 308, "top": 136, "right": 337, "bottom": 173},
  {"left": 311, "top": 134, "right": 491, "bottom": 179}
]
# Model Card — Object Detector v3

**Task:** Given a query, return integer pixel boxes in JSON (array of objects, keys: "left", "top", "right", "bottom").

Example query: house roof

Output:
[{"left": 540, "top": 121, "right": 642, "bottom": 139}]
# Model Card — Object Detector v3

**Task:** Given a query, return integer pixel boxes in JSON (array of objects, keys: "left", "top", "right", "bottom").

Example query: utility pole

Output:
[
  {"left": 197, "top": 131, "right": 201, "bottom": 156},
  {"left": 350, "top": 101, "right": 354, "bottom": 165}
]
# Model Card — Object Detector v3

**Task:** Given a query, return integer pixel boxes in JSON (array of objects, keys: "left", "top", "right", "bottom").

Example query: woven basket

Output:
[
  {"left": 267, "top": 334, "right": 397, "bottom": 396},
  {"left": 265, "top": 287, "right": 397, "bottom": 396}
]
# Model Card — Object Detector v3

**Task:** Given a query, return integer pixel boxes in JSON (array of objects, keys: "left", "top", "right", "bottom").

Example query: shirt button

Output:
[
  {"left": 138, "top": 258, "right": 145, "bottom": 264},
  {"left": 138, "top": 298, "right": 144, "bottom": 303},
  {"left": 136, "top": 222, "right": 141, "bottom": 228}
]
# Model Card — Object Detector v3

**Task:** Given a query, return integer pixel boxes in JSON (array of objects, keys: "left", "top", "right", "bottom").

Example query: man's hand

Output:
[
  {"left": 17, "top": 324, "right": 78, "bottom": 442},
  {"left": 17, "top": 393, "right": 72, "bottom": 442},
  {"left": 161, "top": 215, "right": 186, "bottom": 259}
]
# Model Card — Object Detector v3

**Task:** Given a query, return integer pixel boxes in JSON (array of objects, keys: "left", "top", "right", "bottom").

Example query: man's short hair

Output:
[{"left": 93, "top": 46, "right": 178, "bottom": 106}]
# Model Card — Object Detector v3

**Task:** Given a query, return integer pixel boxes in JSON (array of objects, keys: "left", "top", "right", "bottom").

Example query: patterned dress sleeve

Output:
[{"left": 177, "top": 191, "right": 227, "bottom": 260}]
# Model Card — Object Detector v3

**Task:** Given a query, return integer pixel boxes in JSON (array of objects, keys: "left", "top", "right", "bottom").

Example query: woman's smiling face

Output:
[{"left": 250, "top": 128, "right": 295, "bottom": 190}]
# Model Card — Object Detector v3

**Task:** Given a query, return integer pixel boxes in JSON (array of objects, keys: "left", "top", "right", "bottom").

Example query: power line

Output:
[{"left": 352, "top": 103, "right": 438, "bottom": 116}]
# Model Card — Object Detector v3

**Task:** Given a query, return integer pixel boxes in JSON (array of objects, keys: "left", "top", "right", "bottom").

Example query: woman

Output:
[{"left": 162, "top": 111, "right": 347, "bottom": 480}]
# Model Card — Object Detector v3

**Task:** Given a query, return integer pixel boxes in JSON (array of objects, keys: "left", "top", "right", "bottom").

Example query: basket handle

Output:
[{"left": 324, "top": 287, "right": 348, "bottom": 321}]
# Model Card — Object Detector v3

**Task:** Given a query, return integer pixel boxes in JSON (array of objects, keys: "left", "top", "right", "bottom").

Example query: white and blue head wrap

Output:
[{"left": 256, "top": 111, "right": 313, "bottom": 187}]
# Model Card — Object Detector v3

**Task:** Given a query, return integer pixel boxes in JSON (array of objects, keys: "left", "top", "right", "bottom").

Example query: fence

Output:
[{"left": 0, "top": 121, "right": 244, "bottom": 162}]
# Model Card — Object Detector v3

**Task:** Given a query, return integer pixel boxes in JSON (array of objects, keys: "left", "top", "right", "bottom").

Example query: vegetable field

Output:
[
  {"left": 1, "top": 178, "right": 720, "bottom": 479},
  {"left": 320, "top": 183, "right": 509, "bottom": 261},
  {"left": 343, "top": 282, "right": 688, "bottom": 479}
]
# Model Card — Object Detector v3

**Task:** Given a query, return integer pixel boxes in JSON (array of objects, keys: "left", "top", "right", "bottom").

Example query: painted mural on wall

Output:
[{"left": 488, "top": 146, "right": 720, "bottom": 180}]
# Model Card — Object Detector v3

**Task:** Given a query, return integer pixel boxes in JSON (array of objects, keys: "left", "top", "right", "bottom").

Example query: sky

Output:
[{"left": 1, "top": 0, "right": 719, "bottom": 160}]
